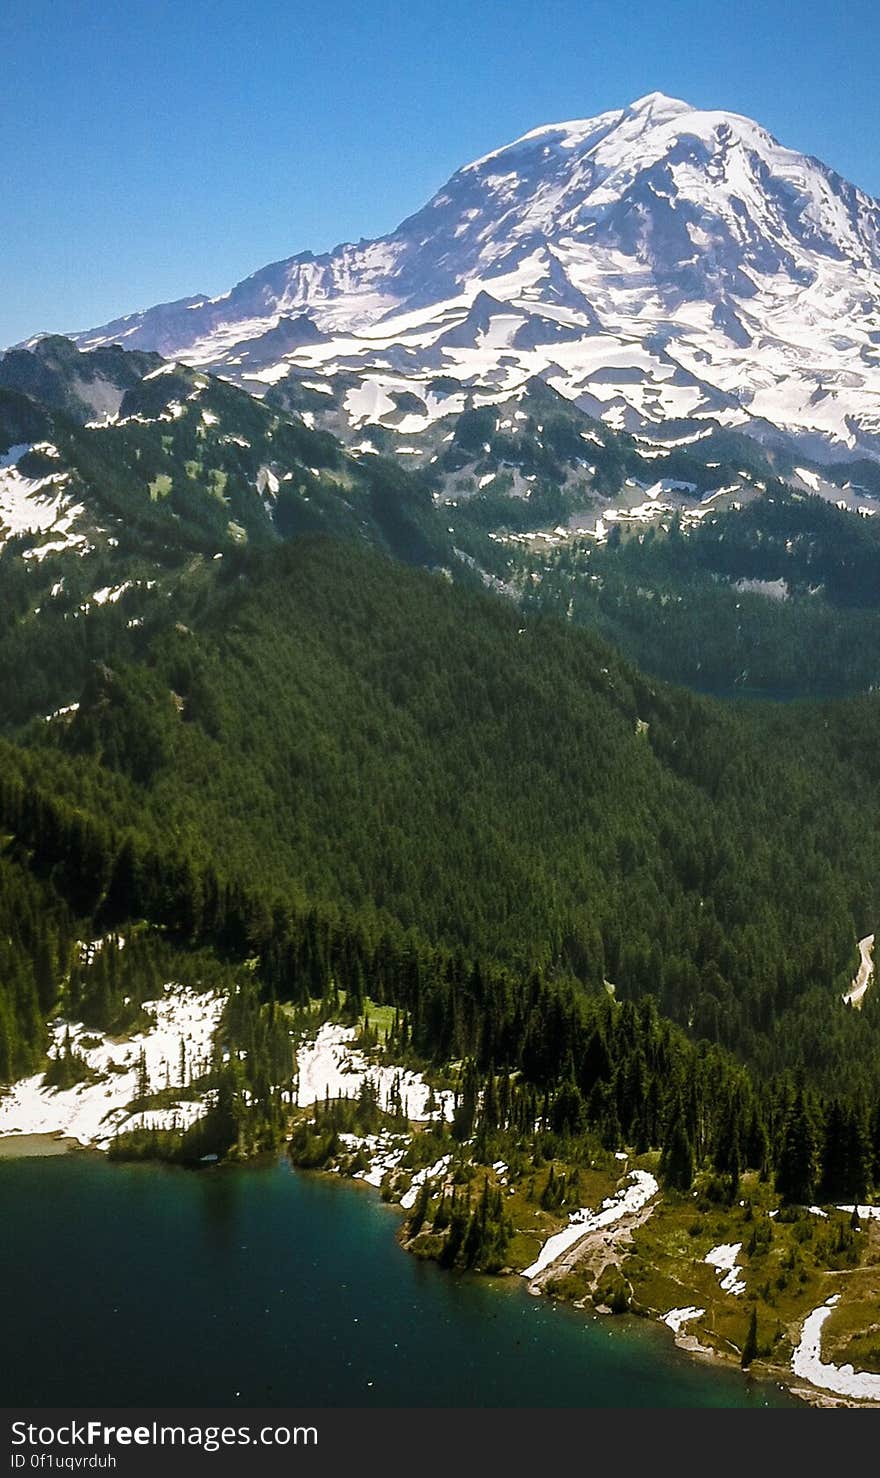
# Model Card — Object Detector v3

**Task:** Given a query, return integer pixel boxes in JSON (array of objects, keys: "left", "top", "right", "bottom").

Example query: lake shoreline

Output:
[
  {"left": 0, "top": 1130, "right": 84, "bottom": 1158},
  {"left": 3, "top": 1000, "right": 877, "bottom": 1413},
  {"left": 1, "top": 1152, "right": 793, "bottom": 1408},
  {"left": 0, "top": 1124, "right": 864, "bottom": 1409},
  {"left": 289, "top": 1148, "right": 826, "bottom": 1410},
  {"left": 297, "top": 1149, "right": 880, "bottom": 1412}
]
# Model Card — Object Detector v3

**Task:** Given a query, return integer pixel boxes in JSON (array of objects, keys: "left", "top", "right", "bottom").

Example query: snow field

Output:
[
  {"left": 792, "top": 1296, "right": 880, "bottom": 1400},
  {"left": 521, "top": 1170, "right": 659, "bottom": 1280},
  {"left": 0, "top": 985, "right": 224, "bottom": 1148},
  {"left": 295, "top": 1022, "right": 454, "bottom": 1122}
]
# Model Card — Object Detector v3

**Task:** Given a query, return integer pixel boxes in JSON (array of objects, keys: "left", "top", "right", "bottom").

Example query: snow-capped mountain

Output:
[{"left": 70, "top": 93, "right": 880, "bottom": 460}]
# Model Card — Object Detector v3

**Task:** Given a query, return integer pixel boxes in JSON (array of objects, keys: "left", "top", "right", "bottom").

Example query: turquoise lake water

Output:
[{"left": 0, "top": 1153, "right": 797, "bottom": 1407}]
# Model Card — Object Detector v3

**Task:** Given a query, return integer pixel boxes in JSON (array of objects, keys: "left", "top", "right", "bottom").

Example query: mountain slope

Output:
[
  {"left": 0, "top": 338, "right": 460, "bottom": 728},
  {"left": 2, "top": 359, "right": 880, "bottom": 1090},
  {"left": 6, "top": 531, "right": 880, "bottom": 1090},
  {"left": 5, "top": 337, "right": 880, "bottom": 722},
  {"left": 69, "top": 94, "right": 880, "bottom": 461}
]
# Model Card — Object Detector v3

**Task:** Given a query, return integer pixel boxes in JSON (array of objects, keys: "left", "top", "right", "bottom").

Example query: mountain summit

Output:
[{"left": 70, "top": 96, "right": 880, "bottom": 459}]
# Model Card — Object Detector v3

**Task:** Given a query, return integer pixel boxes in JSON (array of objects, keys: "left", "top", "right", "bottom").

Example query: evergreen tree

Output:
[
  {"left": 406, "top": 1179, "right": 431, "bottom": 1239},
  {"left": 659, "top": 1105, "right": 694, "bottom": 1192},
  {"left": 741, "top": 1306, "right": 758, "bottom": 1369},
  {"left": 776, "top": 1092, "right": 817, "bottom": 1205}
]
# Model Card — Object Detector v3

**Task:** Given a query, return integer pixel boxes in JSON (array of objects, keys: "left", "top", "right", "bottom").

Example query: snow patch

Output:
[
  {"left": 89, "top": 583, "right": 131, "bottom": 607},
  {"left": 0, "top": 985, "right": 224, "bottom": 1149},
  {"left": 343, "top": 381, "right": 395, "bottom": 426},
  {"left": 399, "top": 1155, "right": 453, "bottom": 1210},
  {"left": 257, "top": 466, "right": 280, "bottom": 498},
  {"left": 836, "top": 1204, "right": 880, "bottom": 1221},
  {"left": 0, "top": 452, "right": 85, "bottom": 558},
  {"left": 664, "top": 1306, "right": 705, "bottom": 1335},
  {"left": 295, "top": 1023, "right": 453, "bottom": 1121},
  {"left": 704, "top": 1242, "right": 746, "bottom": 1296},
  {"left": 843, "top": 935, "right": 874, "bottom": 1009},
  {"left": 521, "top": 1170, "right": 659, "bottom": 1280},
  {"left": 792, "top": 1296, "right": 880, "bottom": 1400}
]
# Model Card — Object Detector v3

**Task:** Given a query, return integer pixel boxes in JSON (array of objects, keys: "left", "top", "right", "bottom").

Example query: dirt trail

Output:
[{"left": 843, "top": 934, "right": 874, "bottom": 1009}]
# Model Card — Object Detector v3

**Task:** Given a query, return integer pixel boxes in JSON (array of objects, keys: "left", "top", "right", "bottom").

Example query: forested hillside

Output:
[
  {"left": 0, "top": 339, "right": 458, "bottom": 729},
  {"left": 0, "top": 535, "right": 877, "bottom": 1093},
  {"left": 5, "top": 341, "right": 880, "bottom": 1196},
  {"left": 522, "top": 489, "right": 880, "bottom": 698}
]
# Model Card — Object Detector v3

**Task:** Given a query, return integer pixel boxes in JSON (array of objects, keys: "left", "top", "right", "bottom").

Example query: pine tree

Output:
[
  {"left": 659, "top": 1108, "right": 694, "bottom": 1192},
  {"left": 819, "top": 1100, "right": 848, "bottom": 1203},
  {"left": 136, "top": 1046, "right": 149, "bottom": 1102},
  {"left": 844, "top": 1106, "right": 871, "bottom": 1204},
  {"left": 776, "top": 1092, "right": 817, "bottom": 1205},
  {"left": 407, "top": 1179, "right": 431, "bottom": 1239},
  {"left": 741, "top": 1306, "right": 758, "bottom": 1369},
  {"left": 452, "top": 1058, "right": 478, "bottom": 1142}
]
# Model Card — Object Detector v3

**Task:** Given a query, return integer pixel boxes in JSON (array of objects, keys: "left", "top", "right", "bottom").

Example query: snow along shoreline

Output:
[
  {"left": 295, "top": 1027, "right": 663, "bottom": 1288},
  {"left": 11, "top": 994, "right": 880, "bottom": 1406},
  {"left": 663, "top": 1306, "right": 705, "bottom": 1335},
  {"left": 521, "top": 1170, "right": 659, "bottom": 1280},
  {"left": 0, "top": 985, "right": 223, "bottom": 1149},
  {"left": 291, "top": 1022, "right": 456, "bottom": 1196},
  {"left": 792, "top": 1295, "right": 880, "bottom": 1401}
]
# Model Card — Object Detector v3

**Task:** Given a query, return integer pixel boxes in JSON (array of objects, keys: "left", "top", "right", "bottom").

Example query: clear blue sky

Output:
[{"left": 3, "top": 0, "right": 880, "bottom": 346}]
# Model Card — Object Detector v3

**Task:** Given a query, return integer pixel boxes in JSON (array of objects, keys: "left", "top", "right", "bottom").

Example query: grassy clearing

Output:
[
  {"left": 280, "top": 995, "right": 399, "bottom": 1040},
  {"left": 819, "top": 1229, "right": 880, "bottom": 1372},
  {"left": 625, "top": 1171, "right": 878, "bottom": 1372},
  {"left": 361, "top": 997, "right": 397, "bottom": 1036}
]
